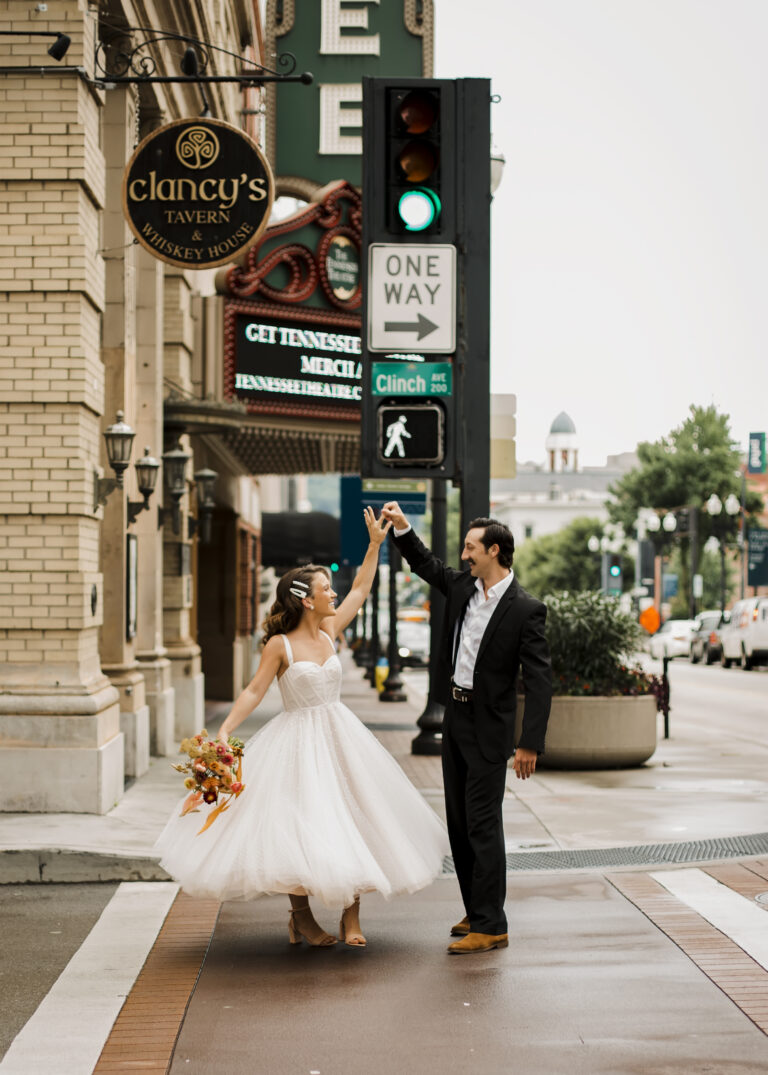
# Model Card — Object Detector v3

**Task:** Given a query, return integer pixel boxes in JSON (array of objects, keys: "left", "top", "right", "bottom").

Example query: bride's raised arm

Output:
[{"left": 322, "top": 507, "right": 391, "bottom": 639}]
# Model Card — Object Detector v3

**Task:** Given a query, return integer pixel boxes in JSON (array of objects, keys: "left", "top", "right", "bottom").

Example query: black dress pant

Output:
[{"left": 442, "top": 696, "right": 508, "bottom": 935}]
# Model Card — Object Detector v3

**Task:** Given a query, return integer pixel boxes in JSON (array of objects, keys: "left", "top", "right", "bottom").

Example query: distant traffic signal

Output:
[{"left": 607, "top": 554, "right": 623, "bottom": 595}]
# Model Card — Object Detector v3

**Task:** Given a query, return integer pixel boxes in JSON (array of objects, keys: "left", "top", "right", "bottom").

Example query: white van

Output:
[{"left": 720, "top": 597, "right": 768, "bottom": 669}]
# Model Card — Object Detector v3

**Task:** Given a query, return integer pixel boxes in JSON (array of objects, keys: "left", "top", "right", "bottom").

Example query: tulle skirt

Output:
[{"left": 155, "top": 700, "right": 450, "bottom": 908}]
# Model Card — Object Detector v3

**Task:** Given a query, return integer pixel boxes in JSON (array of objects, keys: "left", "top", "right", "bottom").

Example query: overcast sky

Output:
[{"left": 434, "top": 0, "right": 768, "bottom": 466}]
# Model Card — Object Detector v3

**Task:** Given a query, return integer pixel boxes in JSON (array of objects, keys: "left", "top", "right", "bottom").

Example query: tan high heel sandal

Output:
[
  {"left": 339, "top": 897, "right": 366, "bottom": 947},
  {"left": 288, "top": 908, "right": 337, "bottom": 947}
]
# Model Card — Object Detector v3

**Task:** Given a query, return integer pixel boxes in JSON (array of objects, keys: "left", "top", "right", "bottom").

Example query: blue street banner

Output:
[
  {"left": 662, "top": 573, "right": 678, "bottom": 600},
  {"left": 748, "top": 432, "right": 766, "bottom": 474},
  {"left": 340, "top": 476, "right": 427, "bottom": 567},
  {"left": 747, "top": 528, "right": 768, "bottom": 588}
]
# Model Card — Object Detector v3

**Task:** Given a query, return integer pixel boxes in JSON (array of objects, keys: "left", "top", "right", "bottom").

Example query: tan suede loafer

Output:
[
  {"left": 450, "top": 916, "right": 470, "bottom": 936},
  {"left": 448, "top": 931, "right": 509, "bottom": 954}
]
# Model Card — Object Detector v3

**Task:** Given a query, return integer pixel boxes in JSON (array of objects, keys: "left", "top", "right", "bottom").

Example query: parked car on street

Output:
[
  {"left": 396, "top": 620, "right": 430, "bottom": 667},
  {"left": 720, "top": 597, "right": 768, "bottom": 669},
  {"left": 648, "top": 618, "right": 697, "bottom": 660},
  {"left": 689, "top": 610, "right": 729, "bottom": 665}
]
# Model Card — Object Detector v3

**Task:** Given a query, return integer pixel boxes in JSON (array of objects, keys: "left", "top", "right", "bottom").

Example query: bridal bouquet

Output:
[{"left": 172, "top": 730, "right": 246, "bottom": 834}]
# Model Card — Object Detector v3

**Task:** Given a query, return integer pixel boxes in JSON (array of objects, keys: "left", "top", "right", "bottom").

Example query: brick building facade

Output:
[{"left": 0, "top": 0, "right": 264, "bottom": 812}]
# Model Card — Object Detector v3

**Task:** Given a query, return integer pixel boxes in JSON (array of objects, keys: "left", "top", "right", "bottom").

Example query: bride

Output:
[{"left": 156, "top": 508, "right": 449, "bottom": 948}]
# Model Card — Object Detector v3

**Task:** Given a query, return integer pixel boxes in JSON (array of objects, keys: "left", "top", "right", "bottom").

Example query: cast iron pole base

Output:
[
  {"left": 380, "top": 673, "right": 407, "bottom": 702},
  {"left": 411, "top": 698, "right": 444, "bottom": 755}
]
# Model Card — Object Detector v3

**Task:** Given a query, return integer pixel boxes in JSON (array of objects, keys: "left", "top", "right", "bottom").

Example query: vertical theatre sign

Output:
[{"left": 122, "top": 118, "right": 274, "bottom": 268}]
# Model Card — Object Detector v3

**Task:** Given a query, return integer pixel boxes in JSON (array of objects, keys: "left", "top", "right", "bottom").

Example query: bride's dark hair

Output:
[{"left": 261, "top": 564, "right": 329, "bottom": 645}]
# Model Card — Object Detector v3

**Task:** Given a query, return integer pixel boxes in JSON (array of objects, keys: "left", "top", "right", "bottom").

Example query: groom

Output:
[{"left": 382, "top": 504, "right": 552, "bottom": 954}]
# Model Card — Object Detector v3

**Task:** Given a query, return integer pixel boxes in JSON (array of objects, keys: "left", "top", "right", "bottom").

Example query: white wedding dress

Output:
[{"left": 155, "top": 632, "right": 449, "bottom": 908}]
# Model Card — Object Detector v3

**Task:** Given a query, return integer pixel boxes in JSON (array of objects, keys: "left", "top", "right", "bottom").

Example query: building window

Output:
[{"left": 524, "top": 524, "right": 534, "bottom": 540}]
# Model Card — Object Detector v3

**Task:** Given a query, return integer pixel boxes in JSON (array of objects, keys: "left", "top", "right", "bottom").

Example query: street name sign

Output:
[
  {"left": 371, "top": 361, "right": 452, "bottom": 396},
  {"left": 367, "top": 244, "right": 456, "bottom": 353}
]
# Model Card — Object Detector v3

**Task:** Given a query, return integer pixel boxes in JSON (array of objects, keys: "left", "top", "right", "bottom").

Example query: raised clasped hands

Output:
[
  {"left": 380, "top": 501, "right": 408, "bottom": 531},
  {"left": 364, "top": 505, "right": 392, "bottom": 546}
]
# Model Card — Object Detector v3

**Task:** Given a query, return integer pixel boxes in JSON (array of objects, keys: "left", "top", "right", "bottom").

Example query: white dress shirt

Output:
[
  {"left": 453, "top": 571, "right": 515, "bottom": 688},
  {"left": 393, "top": 523, "right": 515, "bottom": 690}
]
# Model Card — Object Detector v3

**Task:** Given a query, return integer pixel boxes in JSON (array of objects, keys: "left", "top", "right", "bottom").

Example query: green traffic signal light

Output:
[
  {"left": 609, "top": 564, "right": 621, "bottom": 577},
  {"left": 330, "top": 562, "right": 339, "bottom": 572},
  {"left": 397, "top": 188, "right": 441, "bottom": 231}
]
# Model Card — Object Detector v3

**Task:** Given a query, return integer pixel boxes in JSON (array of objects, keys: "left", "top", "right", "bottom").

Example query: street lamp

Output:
[
  {"left": 160, "top": 441, "right": 191, "bottom": 535},
  {"left": 190, "top": 467, "right": 218, "bottom": 544},
  {"left": 95, "top": 411, "right": 136, "bottom": 510},
  {"left": 704, "top": 492, "right": 740, "bottom": 613},
  {"left": 127, "top": 447, "right": 161, "bottom": 524},
  {"left": 645, "top": 511, "right": 677, "bottom": 613}
]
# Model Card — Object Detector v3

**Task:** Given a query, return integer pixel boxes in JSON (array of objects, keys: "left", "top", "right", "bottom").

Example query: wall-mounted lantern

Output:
[
  {"left": 189, "top": 468, "right": 218, "bottom": 544},
  {"left": 95, "top": 411, "right": 136, "bottom": 510},
  {"left": 127, "top": 447, "right": 161, "bottom": 524},
  {"left": 159, "top": 441, "right": 191, "bottom": 535}
]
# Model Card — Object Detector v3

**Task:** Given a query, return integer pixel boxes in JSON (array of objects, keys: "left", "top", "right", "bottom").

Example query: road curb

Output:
[{"left": 0, "top": 848, "right": 170, "bottom": 884}]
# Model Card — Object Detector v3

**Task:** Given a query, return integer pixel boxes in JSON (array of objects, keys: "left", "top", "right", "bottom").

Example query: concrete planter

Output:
[{"left": 516, "top": 693, "right": 658, "bottom": 769}]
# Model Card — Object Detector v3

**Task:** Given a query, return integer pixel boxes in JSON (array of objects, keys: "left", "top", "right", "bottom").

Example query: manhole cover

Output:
[{"left": 756, "top": 892, "right": 768, "bottom": 907}]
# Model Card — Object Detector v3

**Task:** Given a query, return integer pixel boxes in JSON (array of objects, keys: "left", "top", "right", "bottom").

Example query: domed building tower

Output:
[{"left": 546, "top": 411, "right": 579, "bottom": 473}]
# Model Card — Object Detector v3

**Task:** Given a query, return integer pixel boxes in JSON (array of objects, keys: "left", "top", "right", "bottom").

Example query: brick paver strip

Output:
[
  {"left": 609, "top": 871, "right": 768, "bottom": 1036},
  {"left": 93, "top": 893, "right": 220, "bottom": 1073}
]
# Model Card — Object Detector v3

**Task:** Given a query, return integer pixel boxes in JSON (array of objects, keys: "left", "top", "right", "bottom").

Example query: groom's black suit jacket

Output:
[{"left": 394, "top": 528, "right": 552, "bottom": 763}]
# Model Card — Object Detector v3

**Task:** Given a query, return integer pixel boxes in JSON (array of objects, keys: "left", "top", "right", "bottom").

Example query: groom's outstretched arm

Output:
[{"left": 382, "top": 501, "right": 463, "bottom": 597}]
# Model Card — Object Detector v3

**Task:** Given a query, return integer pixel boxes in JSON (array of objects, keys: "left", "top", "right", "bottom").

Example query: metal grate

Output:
[{"left": 440, "top": 832, "right": 768, "bottom": 875}]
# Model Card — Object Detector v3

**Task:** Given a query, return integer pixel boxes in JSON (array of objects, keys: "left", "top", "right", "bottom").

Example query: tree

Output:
[
  {"left": 514, "top": 517, "right": 607, "bottom": 596},
  {"left": 608, "top": 405, "right": 762, "bottom": 610}
]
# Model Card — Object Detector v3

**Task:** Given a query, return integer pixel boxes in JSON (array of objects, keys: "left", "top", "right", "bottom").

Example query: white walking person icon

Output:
[{"left": 384, "top": 414, "right": 412, "bottom": 458}]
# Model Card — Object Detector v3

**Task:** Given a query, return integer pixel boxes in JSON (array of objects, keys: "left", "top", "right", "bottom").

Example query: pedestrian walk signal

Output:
[{"left": 377, "top": 403, "right": 445, "bottom": 466}]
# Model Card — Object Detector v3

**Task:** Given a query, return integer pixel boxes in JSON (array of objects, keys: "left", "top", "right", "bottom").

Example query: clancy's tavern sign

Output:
[{"left": 122, "top": 118, "right": 274, "bottom": 269}]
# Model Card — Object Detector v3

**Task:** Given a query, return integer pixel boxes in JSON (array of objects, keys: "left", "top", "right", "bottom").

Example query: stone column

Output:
[
  {"left": 135, "top": 247, "right": 176, "bottom": 755},
  {"left": 0, "top": 2, "right": 123, "bottom": 812},
  {"left": 164, "top": 272, "right": 204, "bottom": 736},
  {"left": 98, "top": 85, "right": 149, "bottom": 780}
]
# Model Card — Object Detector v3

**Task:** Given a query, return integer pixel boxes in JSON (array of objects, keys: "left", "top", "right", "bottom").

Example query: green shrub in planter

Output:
[{"left": 544, "top": 591, "right": 662, "bottom": 703}]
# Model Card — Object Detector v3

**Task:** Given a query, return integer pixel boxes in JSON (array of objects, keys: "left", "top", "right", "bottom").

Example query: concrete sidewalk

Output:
[
  {"left": 2, "top": 651, "right": 768, "bottom": 882},
  {"left": 3, "top": 654, "right": 768, "bottom": 1072}
]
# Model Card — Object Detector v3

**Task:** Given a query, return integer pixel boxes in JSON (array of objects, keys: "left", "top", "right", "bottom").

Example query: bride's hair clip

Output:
[{"left": 288, "top": 580, "right": 309, "bottom": 600}]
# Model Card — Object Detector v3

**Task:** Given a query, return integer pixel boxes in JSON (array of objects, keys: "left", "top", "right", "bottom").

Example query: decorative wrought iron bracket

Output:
[{"left": 93, "top": 25, "right": 312, "bottom": 87}]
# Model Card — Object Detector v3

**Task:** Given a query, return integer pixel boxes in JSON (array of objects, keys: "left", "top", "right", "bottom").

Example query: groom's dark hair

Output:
[{"left": 468, "top": 517, "right": 515, "bottom": 569}]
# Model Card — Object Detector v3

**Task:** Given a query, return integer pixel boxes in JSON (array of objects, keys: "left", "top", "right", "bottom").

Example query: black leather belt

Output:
[{"left": 450, "top": 683, "right": 473, "bottom": 703}]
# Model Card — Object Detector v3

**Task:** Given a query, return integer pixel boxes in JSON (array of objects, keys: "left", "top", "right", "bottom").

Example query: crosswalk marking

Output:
[{"left": 651, "top": 867, "right": 768, "bottom": 972}]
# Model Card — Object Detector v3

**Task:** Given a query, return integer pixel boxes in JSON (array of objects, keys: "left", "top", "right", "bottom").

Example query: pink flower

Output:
[
  {"left": 223, "top": 753, "right": 234, "bottom": 765},
  {"left": 216, "top": 744, "right": 226, "bottom": 755}
]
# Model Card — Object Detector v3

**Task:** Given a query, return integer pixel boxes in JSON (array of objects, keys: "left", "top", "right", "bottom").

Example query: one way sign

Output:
[{"left": 367, "top": 243, "right": 456, "bottom": 354}]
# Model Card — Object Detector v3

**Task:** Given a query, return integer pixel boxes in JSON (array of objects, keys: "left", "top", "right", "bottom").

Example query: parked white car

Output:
[
  {"left": 648, "top": 619, "right": 697, "bottom": 659},
  {"left": 720, "top": 597, "right": 768, "bottom": 669}
]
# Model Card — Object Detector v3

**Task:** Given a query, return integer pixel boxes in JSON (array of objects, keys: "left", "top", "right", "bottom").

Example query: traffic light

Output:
[
  {"left": 377, "top": 404, "right": 445, "bottom": 466},
  {"left": 362, "top": 77, "right": 456, "bottom": 244},
  {"left": 388, "top": 87, "right": 443, "bottom": 234},
  {"left": 361, "top": 77, "right": 490, "bottom": 494},
  {"left": 607, "top": 554, "right": 623, "bottom": 596}
]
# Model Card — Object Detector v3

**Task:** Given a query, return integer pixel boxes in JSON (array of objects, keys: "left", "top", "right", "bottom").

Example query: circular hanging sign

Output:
[
  {"left": 325, "top": 235, "right": 359, "bottom": 300},
  {"left": 122, "top": 118, "right": 274, "bottom": 270}
]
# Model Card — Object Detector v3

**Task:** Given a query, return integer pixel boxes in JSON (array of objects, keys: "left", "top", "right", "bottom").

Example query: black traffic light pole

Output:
[
  {"left": 412, "top": 477, "right": 447, "bottom": 755},
  {"left": 457, "top": 80, "right": 492, "bottom": 532}
]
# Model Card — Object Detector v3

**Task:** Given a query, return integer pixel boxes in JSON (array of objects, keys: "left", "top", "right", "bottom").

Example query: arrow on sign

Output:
[{"left": 383, "top": 313, "right": 438, "bottom": 340}]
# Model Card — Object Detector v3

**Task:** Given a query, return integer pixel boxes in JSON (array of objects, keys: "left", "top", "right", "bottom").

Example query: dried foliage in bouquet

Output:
[{"left": 172, "top": 730, "right": 246, "bottom": 834}]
